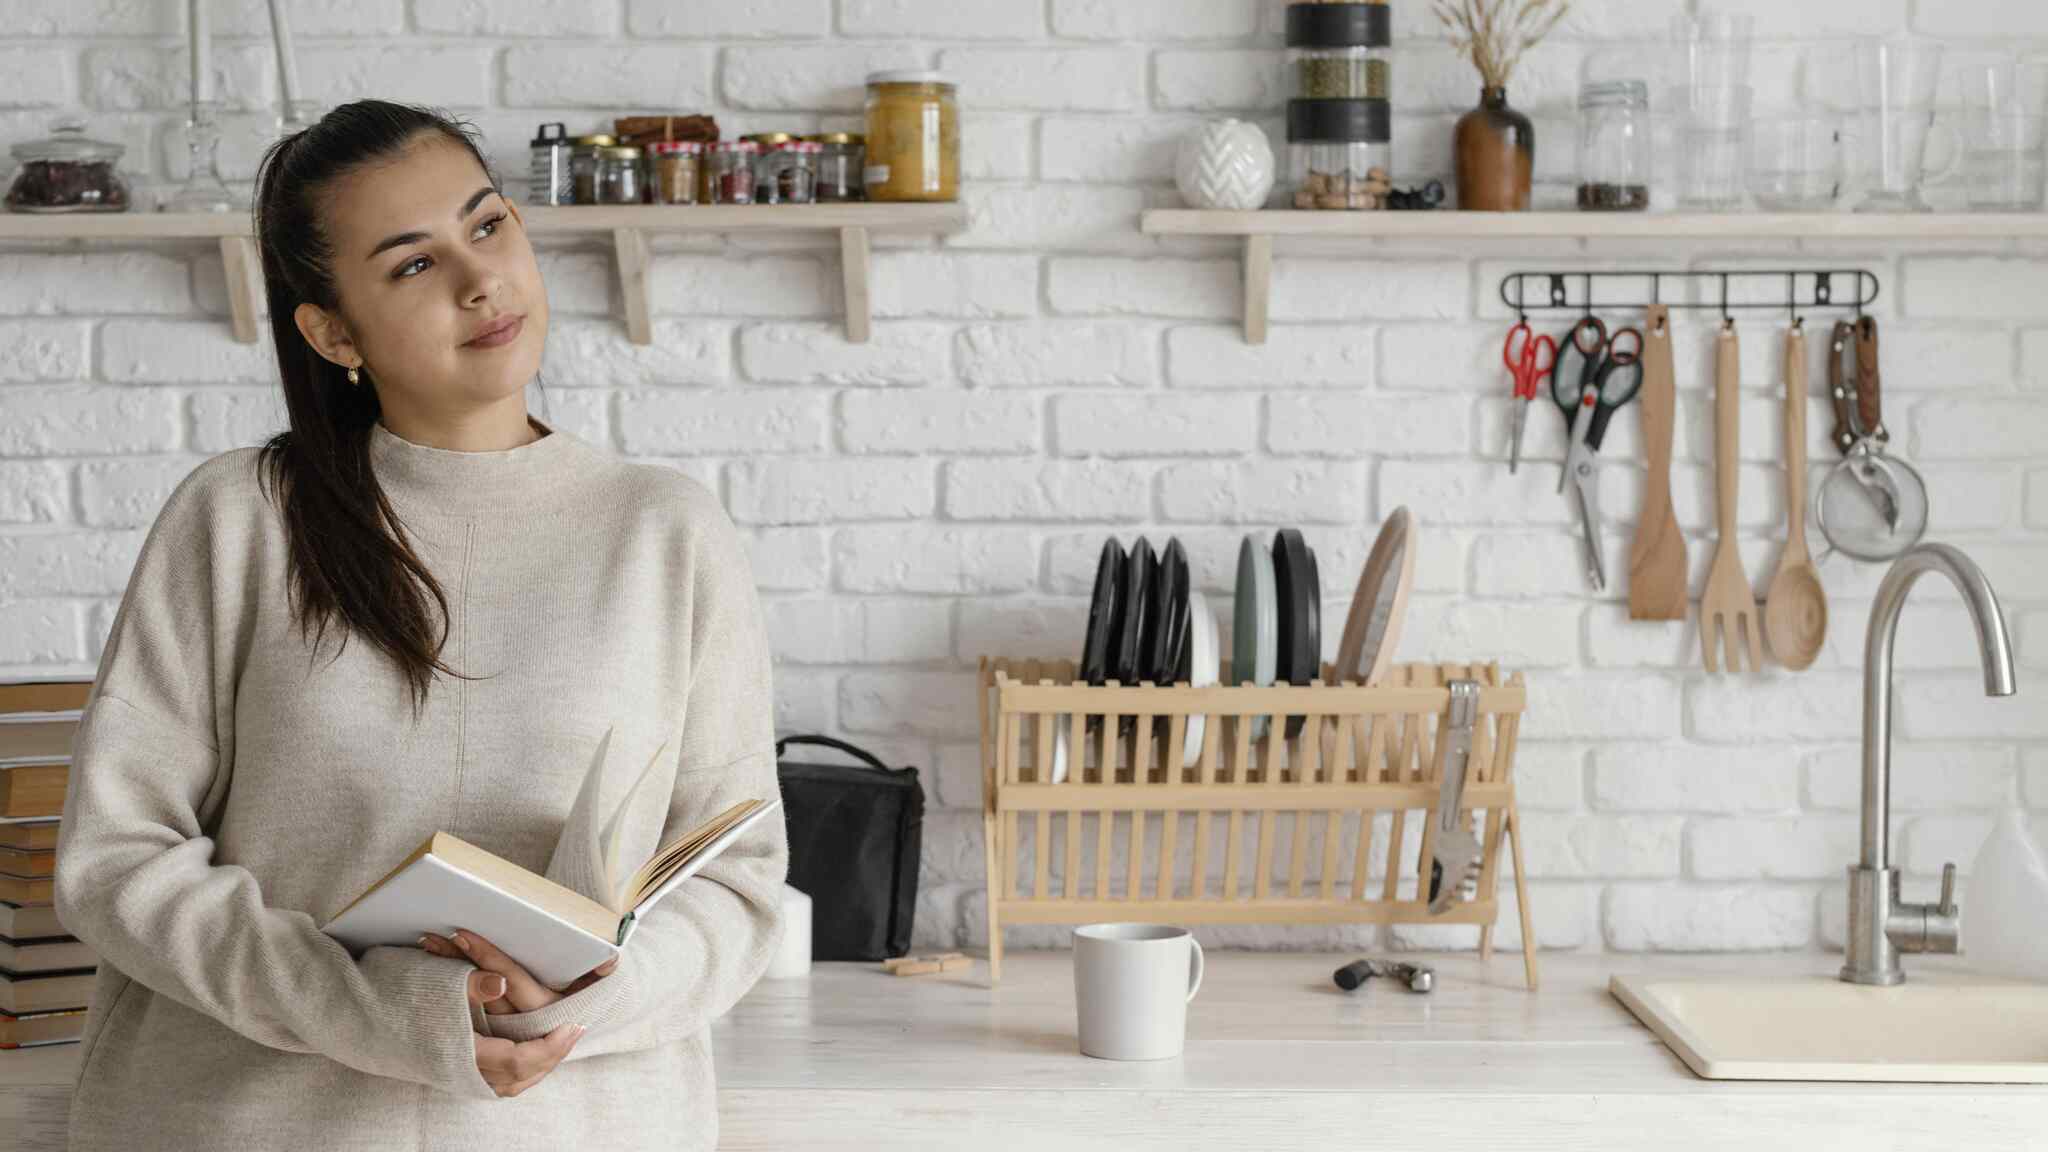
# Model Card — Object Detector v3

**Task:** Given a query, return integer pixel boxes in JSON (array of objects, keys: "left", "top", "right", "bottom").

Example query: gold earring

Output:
[{"left": 347, "top": 365, "right": 360, "bottom": 386}]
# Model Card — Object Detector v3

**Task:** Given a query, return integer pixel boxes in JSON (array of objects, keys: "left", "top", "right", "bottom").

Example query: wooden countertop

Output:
[{"left": 8, "top": 952, "right": 2046, "bottom": 1150}]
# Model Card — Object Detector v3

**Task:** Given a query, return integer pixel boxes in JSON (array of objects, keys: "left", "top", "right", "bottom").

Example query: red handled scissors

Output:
[{"left": 1503, "top": 321, "right": 1556, "bottom": 474}]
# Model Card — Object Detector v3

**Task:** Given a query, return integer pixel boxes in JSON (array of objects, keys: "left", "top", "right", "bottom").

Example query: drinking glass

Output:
[
  {"left": 1749, "top": 116, "right": 1845, "bottom": 210},
  {"left": 1854, "top": 38, "right": 1958, "bottom": 212},
  {"left": 1962, "top": 54, "right": 2048, "bottom": 211}
]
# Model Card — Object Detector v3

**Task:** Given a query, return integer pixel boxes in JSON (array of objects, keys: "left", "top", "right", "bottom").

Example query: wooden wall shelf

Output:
[
  {"left": 0, "top": 203, "right": 969, "bottom": 346},
  {"left": 1139, "top": 209, "right": 2048, "bottom": 344}
]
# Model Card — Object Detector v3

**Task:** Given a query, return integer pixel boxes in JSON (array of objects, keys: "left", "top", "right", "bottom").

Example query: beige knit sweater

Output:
[{"left": 54, "top": 415, "right": 787, "bottom": 1151}]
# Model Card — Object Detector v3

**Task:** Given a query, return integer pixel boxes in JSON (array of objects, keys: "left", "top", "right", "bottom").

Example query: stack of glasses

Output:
[{"left": 1285, "top": 2, "right": 1393, "bottom": 210}]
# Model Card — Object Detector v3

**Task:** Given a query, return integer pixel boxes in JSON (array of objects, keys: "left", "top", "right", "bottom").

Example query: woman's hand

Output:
[
  {"left": 423, "top": 928, "right": 619, "bottom": 1015},
  {"left": 475, "top": 1023, "right": 585, "bottom": 1098}
]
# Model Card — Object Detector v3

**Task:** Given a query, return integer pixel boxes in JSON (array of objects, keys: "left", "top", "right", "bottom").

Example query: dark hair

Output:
[{"left": 249, "top": 99, "right": 519, "bottom": 719}]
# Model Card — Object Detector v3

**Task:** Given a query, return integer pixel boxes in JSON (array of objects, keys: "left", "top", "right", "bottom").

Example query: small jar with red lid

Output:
[
  {"left": 648, "top": 140, "right": 702, "bottom": 204},
  {"left": 756, "top": 140, "right": 821, "bottom": 205},
  {"left": 704, "top": 140, "right": 758, "bottom": 205}
]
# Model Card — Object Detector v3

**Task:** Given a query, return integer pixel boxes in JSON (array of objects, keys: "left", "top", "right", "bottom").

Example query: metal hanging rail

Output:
[{"left": 1498, "top": 269, "right": 1881, "bottom": 321}]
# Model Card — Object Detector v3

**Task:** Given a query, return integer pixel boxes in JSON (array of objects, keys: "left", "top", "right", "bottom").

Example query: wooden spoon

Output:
[
  {"left": 1763, "top": 322, "right": 1828, "bottom": 670},
  {"left": 1628, "top": 304, "right": 1687, "bottom": 620}
]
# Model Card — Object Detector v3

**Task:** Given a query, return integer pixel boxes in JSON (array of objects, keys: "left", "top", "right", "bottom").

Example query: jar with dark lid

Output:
[
  {"left": 1284, "top": 3, "right": 1391, "bottom": 100},
  {"left": 1287, "top": 100, "right": 1392, "bottom": 209},
  {"left": 529, "top": 122, "right": 573, "bottom": 206},
  {"left": 806, "top": 132, "right": 865, "bottom": 202},
  {"left": 5, "top": 120, "right": 131, "bottom": 213},
  {"left": 1284, "top": 5, "right": 1393, "bottom": 211},
  {"left": 568, "top": 132, "right": 616, "bottom": 205}
]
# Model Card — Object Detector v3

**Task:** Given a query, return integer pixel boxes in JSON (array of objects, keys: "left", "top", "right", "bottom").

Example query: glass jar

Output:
[
  {"left": 649, "top": 140, "right": 702, "bottom": 204},
  {"left": 1284, "top": 3, "right": 1392, "bottom": 100},
  {"left": 594, "top": 144, "right": 643, "bottom": 204},
  {"left": 4, "top": 120, "right": 131, "bottom": 213},
  {"left": 756, "top": 140, "right": 820, "bottom": 205},
  {"left": 568, "top": 132, "right": 615, "bottom": 205},
  {"left": 705, "top": 140, "right": 758, "bottom": 204},
  {"left": 1289, "top": 139, "right": 1393, "bottom": 209},
  {"left": 807, "top": 132, "right": 865, "bottom": 201},
  {"left": 864, "top": 71, "right": 958, "bottom": 202},
  {"left": 1289, "top": 47, "right": 1390, "bottom": 100},
  {"left": 1575, "top": 79, "right": 1652, "bottom": 210}
]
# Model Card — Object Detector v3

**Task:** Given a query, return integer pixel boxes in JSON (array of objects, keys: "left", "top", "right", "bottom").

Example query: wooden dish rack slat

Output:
[{"left": 978, "top": 656, "right": 1538, "bottom": 989}]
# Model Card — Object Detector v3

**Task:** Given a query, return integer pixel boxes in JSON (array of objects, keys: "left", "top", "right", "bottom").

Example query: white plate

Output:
[
  {"left": 1233, "top": 534, "right": 1278, "bottom": 743},
  {"left": 1180, "top": 589, "right": 1219, "bottom": 769}
]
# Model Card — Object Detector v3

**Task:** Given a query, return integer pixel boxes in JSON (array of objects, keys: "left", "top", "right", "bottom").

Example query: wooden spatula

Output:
[
  {"left": 1701, "top": 320, "right": 1763, "bottom": 674},
  {"left": 1628, "top": 304, "right": 1687, "bottom": 620}
]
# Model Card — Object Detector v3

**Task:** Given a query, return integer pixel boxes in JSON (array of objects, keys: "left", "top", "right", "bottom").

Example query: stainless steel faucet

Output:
[{"left": 1841, "top": 543, "right": 2017, "bottom": 986}]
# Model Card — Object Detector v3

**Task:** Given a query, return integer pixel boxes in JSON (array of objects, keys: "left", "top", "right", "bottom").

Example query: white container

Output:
[{"left": 1962, "top": 811, "right": 2048, "bottom": 983}]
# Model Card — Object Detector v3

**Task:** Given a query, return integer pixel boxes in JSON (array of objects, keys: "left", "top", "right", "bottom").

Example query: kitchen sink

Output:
[{"left": 1611, "top": 971, "right": 2048, "bottom": 1083}]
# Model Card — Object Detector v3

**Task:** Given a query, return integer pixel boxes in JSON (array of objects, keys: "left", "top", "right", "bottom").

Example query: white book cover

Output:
[{"left": 322, "top": 722, "right": 780, "bottom": 989}]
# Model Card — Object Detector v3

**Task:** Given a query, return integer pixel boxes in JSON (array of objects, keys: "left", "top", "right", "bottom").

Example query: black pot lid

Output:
[
  {"left": 1146, "top": 538, "right": 1192, "bottom": 686},
  {"left": 1081, "top": 536, "right": 1125, "bottom": 688},
  {"left": 1115, "top": 537, "right": 1155, "bottom": 687},
  {"left": 1270, "top": 528, "right": 1321, "bottom": 740}
]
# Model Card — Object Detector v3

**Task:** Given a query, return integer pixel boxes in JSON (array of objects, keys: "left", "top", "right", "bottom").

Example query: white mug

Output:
[{"left": 1072, "top": 923, "right": 1205, "bottom": 1060}]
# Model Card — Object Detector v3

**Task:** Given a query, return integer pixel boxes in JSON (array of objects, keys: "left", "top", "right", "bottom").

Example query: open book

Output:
[{"left": 321, "top": 723, "right": 780, "bottom": 989}]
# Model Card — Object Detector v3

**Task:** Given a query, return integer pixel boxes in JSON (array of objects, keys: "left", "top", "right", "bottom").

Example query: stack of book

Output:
[{"left": 1, "top": 676, "right": 94, "bottom": 1050}]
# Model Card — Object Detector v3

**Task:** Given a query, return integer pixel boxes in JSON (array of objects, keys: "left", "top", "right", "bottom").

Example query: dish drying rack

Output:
[{"left": 977, "top": 656, "right": 1538, "bottom": 989}]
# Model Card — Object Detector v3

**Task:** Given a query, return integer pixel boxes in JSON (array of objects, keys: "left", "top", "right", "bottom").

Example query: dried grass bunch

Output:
[{"left": 1431, "top": 0, "right": 1570, "bottom": 91}]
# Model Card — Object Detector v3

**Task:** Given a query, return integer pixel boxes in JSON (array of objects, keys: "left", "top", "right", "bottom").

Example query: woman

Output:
[{"left": 53, "top": 100, "right": 787, "bottom": 1151}]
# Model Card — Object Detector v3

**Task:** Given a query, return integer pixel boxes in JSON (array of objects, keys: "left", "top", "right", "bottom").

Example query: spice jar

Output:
[
  {"left": 757, "top": 140, "right": 820, "bottom": 205},
  {"left": 568, "top": 132, "right": 615, "bottom": 205},
  {"left": 1575, "top": 79, "right": 1651, "bottom": 211},
  {"left": 4, "top": 120, "right": 131, "bottom": 213},
  {"left": 705, "top": 140, "right": 758, "bottom": 204},
  {"left": 594, "top": 144, "right": 643, "bottom": 205},
  {"left": 807, "top": 132, "right": 865, "bottom": 201},
  {"left": 864, "top": 71, "right": 958, "bottom": 202},
  {"left": 649, "top": 140, "right": 701, "bottom": 204}
]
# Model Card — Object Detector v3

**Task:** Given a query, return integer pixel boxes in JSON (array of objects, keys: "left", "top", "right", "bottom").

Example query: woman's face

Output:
[{"left": 295, "top": 132, "right": 547, "bottom": 418}]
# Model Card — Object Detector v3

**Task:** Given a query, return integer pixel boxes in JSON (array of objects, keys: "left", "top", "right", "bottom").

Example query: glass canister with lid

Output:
[
  {"left": 568, "top": 132, "right": 616, "bottom": 205},
  {"left": 807, "top": 132, "right": 865, "bottom": 201},
  {"left": 1286, "top": 3, "right": 1391, "bottom": 99},
  {"left": 594, "top": 144, "right": 643, "bottom": 204},
  {"left": 1287, "top": 100, "right": 1392, "bottom": 209},
  {"left": 4, "top": 120, "right": 132, "bottom": 212},
  {"left": 1575, "top": 79, "right": 1652, "bottom": 210},
  {"left": 648, "top": 140, "right": 702, "bottom": 204},
  {"left": 1284, "top": 4, "right": 1393, "bottom": 210},
  {"left": 757, "top": 140, "right": 821, "bottom": 204},
  {"left": 705, "top": 140, "right": 759, "bottom": 204},
  {"left": 864, "top": 70, "right": 958, "bottom": 202}
]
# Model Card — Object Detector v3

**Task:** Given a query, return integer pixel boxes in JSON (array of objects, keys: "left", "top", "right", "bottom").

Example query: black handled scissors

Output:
[{"left": 1550, "top": 316, "right": 1643, "bottom": 590}]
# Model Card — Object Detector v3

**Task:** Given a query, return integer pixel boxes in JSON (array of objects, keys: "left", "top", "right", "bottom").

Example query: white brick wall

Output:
[{"left": 3, "top": 0, "right": 2044, "bottom": 956}]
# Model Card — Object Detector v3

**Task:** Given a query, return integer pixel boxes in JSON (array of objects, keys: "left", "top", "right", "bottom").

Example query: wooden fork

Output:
[{"left": 1701, "top": 320, "right": 1763, "bottom": 673}]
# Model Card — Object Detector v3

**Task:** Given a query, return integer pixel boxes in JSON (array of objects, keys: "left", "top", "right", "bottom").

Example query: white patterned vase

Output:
[{"left": 1174, "top": 118, "right": 1275, "bottom": 210}]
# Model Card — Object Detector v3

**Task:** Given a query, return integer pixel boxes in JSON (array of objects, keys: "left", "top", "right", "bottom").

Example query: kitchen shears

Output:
[
  {"left": 1502, "top": 320, "right": 1556, "bottom": 474},
  {"left": 1552, "top": 316, "right": 1643, "bottom": 591}
]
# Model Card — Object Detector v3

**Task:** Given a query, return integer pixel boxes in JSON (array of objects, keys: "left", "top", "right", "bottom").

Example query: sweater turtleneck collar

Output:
[{"left": 367, "top": 413, "right": 594, "bottom": 518}]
